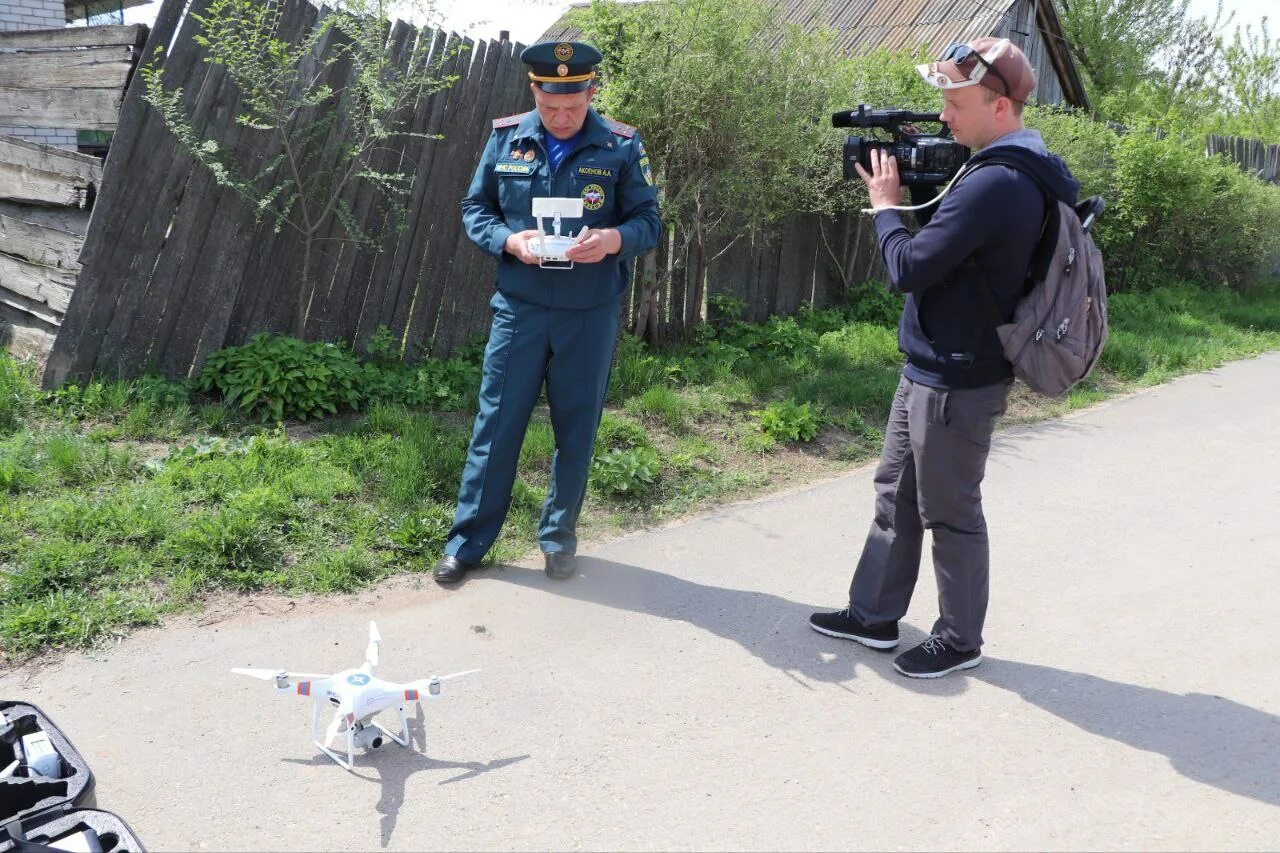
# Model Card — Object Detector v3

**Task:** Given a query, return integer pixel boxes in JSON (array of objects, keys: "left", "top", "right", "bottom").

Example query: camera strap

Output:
[{"left": 859, "top": 160, "right": 983, "bottom": 215}]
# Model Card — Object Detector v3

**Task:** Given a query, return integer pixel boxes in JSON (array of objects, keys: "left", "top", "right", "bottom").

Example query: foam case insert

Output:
[{"left": 0, "top": 701, "right": 143, "bottom": 852}]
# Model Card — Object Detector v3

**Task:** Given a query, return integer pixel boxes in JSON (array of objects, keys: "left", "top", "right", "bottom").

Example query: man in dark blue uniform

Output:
[{"left": 433, "top": 41, "right": 661, "bottom": 585}]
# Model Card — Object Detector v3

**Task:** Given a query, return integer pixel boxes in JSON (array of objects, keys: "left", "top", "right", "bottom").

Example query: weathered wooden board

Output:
[
  {"left": 0, "top": 25, "right": 145, "bottom": 51},
  {"left": 0, "top": 207, "right": 85, "bottom": 268},
  {"left": 0, "top": 46, "right": 137, "bottom": 91},
  {"left": 0, "top": 199, "right": 89, "bottom": 236},
  {"left": 0, "top": 87, "right": 125, "bottom": 131},
  {"left": 0, "top": 136, "right": 101, "bottom": 182},
  {"left": 0, "top": 136, "right": 102, "bottom": 207},
  {"left": 0, "top": 300, "right": 58, "bottom": 367},
  {"left": 0, "top": 251, "right": 76, "bottom": 316},
  {"left": 0, "top": 163, "right": 94, "bottom": 207}
]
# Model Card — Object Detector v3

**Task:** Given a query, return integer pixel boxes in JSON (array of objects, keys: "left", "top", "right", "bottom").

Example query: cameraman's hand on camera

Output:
[{"left": 854, "top": 148, "right": 904, "bottom": 211}]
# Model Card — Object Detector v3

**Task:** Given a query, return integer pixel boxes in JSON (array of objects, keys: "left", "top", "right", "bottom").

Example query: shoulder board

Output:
[
  {"left": 604, "top": 118, "right": 636, "bottom": 139},
  {"left": 492, "top": 113, "right": 525, "bottom": 129}
]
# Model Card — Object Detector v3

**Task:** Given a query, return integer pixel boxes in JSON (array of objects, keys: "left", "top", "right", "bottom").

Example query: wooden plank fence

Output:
[
  {"left": 44, "top": 0, "right": 886, "bottom": 385},
  {"left": 1207, "top": 135, "right": 1280, "bottom": 185}
]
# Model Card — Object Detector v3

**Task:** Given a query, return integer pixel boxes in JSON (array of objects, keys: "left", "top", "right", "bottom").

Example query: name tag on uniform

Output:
[
  {"left": 575, "top": 165, "right": 615, "bottom": 180},
  {"left": 495, "top": 163, "right": 534, "bottom": 175}
]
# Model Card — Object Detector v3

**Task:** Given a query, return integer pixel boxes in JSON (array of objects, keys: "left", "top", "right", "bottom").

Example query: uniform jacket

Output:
[{"left": 462, "top": 106, "right": 662, "bottom": 309}]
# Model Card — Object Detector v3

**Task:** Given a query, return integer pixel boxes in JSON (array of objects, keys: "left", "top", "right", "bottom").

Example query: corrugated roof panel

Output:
[
  {"left": 854, "top": 24, "right": 893, "bottom": 50},
  {"left": 915, "top": 0, "right": 957, "bottom": 25},
  {"left": 966, "top": 9, "right": 1005, "bottom": 40},
  {"left": 860, "top": 0, "right": 900, "bottom": 27},
  {"left": 831, "top": 0, "right": 878, "bottom": 29},
  {"left": 890, "top": 25, "right": 927, "bottom": 52},
  {"left": 923, "top": 22, "right": 959, "bottom": 55},
  {"left": 889, "top": 0, "right": 930, "bottom": 28}
]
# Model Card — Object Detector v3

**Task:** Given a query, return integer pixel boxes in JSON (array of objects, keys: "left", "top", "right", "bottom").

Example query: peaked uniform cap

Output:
[{"left": 521, "top": 41, "right": 602, "bottom": 94}]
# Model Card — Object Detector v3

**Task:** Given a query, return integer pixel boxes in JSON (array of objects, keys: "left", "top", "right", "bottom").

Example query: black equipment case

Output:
[{"left": 0, "top": 701, "right": 143, "bottom": 852}]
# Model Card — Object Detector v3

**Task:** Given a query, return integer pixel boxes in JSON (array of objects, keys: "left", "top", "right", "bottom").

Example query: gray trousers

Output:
[{"left": 849, "top": 375, "right": 1011, "bottom": 652}]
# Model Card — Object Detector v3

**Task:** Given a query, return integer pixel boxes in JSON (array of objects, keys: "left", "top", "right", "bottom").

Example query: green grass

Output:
[{"left": 4, "top": 278, "right": 1280, "bottom": 659}]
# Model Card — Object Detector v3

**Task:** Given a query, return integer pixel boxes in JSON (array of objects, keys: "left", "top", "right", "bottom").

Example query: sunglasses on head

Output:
[{"left": 934, "top": 42, "right": 1013, "bottom": 99}]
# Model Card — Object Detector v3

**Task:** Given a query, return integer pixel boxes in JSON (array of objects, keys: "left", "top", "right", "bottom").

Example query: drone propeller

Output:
[
  {"left": 231, "top": 668, "right": 333, "bottom": 681},
  {"left": 406, "top": 669, "right": 480, "bottom": 690},
  {"left": 365, "top": 621, "right": 381, "bottom": 670}
]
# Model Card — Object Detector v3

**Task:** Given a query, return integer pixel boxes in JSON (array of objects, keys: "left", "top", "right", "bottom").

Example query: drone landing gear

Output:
[{"left": 311, "top": 701, "right": 411, "bottom": 771}]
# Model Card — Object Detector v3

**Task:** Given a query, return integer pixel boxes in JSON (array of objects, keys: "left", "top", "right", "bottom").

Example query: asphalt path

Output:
[{"left": 4, "top": 353, "right": 1279, "bottom": 850}]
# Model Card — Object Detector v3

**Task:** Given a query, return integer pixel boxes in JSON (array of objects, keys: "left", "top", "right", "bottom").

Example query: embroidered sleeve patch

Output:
[{"left": 581, "top": 183, "right": 606, "bottom": 210}]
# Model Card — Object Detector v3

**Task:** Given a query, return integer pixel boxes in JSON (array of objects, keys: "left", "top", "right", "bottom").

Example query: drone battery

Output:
[{"left": 22, "top": 731, "right": 61, "bottom": 779}]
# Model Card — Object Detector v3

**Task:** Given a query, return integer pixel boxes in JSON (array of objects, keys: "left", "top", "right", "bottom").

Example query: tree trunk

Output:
[
  {"left": 294, "top": 236, "right": 313, "bottom": 337},
  {"left": 632, "top": 248, "right": 659, "bottom": 343},
  {"left": 691, "top": 216, "right": 708, "bottom": 327}
]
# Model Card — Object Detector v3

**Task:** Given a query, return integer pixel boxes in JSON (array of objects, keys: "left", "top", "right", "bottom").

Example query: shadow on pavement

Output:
[
  {"left": 972, "top": 658, "right": 1280, "bottom": 807},
  {"left": 283, "top": 703, "right": 529, "bottom": 847},
  {"left": 480, "top": 558, "right": 1280, "bottom": 806},
  {"left": 482, "top": 556, "right": 913, "bottom": 689}
]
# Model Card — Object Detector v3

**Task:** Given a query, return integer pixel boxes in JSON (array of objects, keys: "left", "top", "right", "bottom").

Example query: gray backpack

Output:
[{"left": 972, "top": 158, "right": 1108, "bottom": 397}]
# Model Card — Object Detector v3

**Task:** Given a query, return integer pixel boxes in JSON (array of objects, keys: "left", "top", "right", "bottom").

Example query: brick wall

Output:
[
  {"left": 0, "top": 0, "right": 80, "bottom": 150},
  {"left": 0, "top": 0, "right": 63, "bottom": 29}
]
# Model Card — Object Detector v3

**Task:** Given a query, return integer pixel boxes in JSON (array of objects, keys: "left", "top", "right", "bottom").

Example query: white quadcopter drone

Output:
[{"left": 232, "top": 621, "right": 478, "bottom": 771}]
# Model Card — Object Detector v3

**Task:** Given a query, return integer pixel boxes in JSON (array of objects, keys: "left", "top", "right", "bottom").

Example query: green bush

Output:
[
  {"left": 1028, "top": 107, "right": 1280, "bottom": 292},
  {"left": 609, "top": 334, "right": 669, "bottom": 401},
  {"left": 0, "top": 453, "right": 36, "bottom": 493},
  {"left": 752, "top": 399, "right": 820, "bottom": 443},
  {"left": 1027, "top": 105, "right": 1117, "bottom": 203},
  {"left": 595, "top": 412, "right": 652, "bottom": 452},
  {"left": 590, "top": 446, "right": 660, "bottom": 497},
  {"left": 198, "top": 333, "right": 362, "bottom": 421},
  {"left": 357, "top": 356, "right": 481, "bottom": 412},
  {"left": 387, "top": 503, "right": 454, "bottom": 556},
  {"left": 624, "top": 385, "right": 689, "bottom": 432}
]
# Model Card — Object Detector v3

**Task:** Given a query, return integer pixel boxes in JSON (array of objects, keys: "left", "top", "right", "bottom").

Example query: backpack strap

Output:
[{"left": 956, "top": 156, "right": 1056, "bottom": 368}]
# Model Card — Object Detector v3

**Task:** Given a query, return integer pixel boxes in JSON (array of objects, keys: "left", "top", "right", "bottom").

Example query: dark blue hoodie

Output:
[{"left": 873, "top": 128, "right": 1080, "bottom": 389}]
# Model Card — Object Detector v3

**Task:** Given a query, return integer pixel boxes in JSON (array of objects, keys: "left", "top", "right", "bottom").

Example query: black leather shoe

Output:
[
  {"left": 433, "top": 555, "right": 475, "bottom": 584},
  {"left": 544, "top": 552, "right": 577, "bottom": 580}
]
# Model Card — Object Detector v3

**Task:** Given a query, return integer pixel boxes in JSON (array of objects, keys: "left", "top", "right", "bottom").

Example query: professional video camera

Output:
[{"left": 832, "top": 105, "right": 970, "bottom": 186}]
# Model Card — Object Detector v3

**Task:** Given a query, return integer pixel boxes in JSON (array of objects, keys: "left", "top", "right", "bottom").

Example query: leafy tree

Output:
[
  {"left": 570, "top": 0, "right": 862, "bottom": 338},
  {"left": 142, "top": 0, "right": 461, "bottom": 337},
  {"left": 1058, "top": 0, "right": 1195, "bottom": 99},
  {"left": 1215, "top": 19, "right": 1280, "bottom": 140}
]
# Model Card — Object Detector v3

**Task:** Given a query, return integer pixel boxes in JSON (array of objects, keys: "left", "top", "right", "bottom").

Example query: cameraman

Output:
[{"left": 809, "top": 38, "right": 1081, "bottom": 678}]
